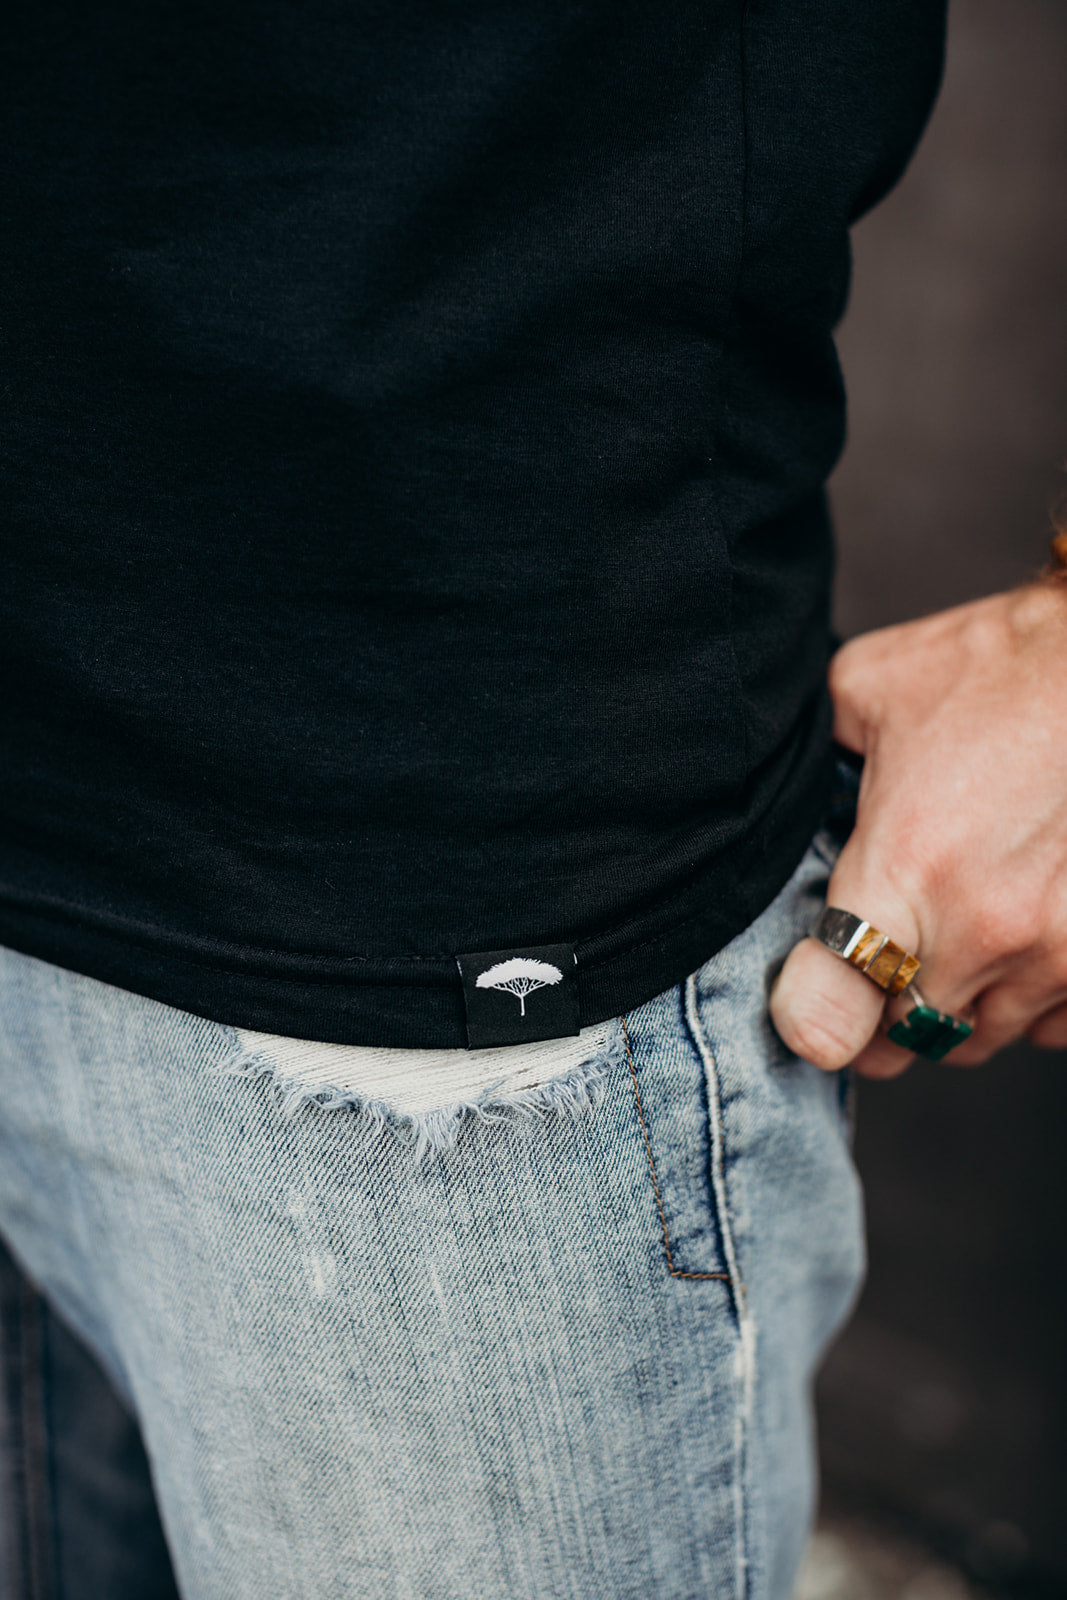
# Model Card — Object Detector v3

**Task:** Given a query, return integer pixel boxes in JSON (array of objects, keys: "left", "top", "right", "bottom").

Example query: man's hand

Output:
[{"left": 770, "top": 582, "right": 1067, "bottom": 1077}]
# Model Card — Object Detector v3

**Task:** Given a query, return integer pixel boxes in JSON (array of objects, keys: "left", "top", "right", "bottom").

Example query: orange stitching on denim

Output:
[{"left": 620, "top": 1014, "right": 730, "bottom": 1283}]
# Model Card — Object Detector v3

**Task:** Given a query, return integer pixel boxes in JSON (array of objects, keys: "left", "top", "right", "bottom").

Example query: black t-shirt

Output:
[{"left": 0, "top": 2, "right": 945, "bottom": 1046}]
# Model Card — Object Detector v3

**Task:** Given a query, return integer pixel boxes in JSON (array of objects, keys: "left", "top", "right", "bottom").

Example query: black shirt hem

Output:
[{"left": 0, "top": 724, "right": 833, "bottom": 1049}]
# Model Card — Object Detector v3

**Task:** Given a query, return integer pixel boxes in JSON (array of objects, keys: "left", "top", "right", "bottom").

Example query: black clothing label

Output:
[{"left": 457, "top": 945, "right": 579, "bottom": 1050}]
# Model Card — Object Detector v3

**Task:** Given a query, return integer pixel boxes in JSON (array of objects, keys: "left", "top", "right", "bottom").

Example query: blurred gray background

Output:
[{"left": 815, "top": 0, "right": 1067, "bottom": 1593}]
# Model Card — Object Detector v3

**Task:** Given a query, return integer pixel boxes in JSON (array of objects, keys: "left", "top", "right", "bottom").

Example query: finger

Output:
[
  {"left": 947, "top": 979, "right": 1067, "bottom": 1066},
  {"left": 855, "top": 969, "right": 1067, "bottom": 1074},
  {"left": 771, "top": 830, "right": 928, "bottom": 1071},
  {"left": 1028, "top": 1001, "right": 1067, "bottom": 1050},
  {"left": 852, "top": 985, "right": 993, "bottom": 1077},
  {"left": 851, "top": 1025, "right": 915, "bottom": 1080},
  {"left": 770, "top": 935, "right": 888, "bottom": 1072}
]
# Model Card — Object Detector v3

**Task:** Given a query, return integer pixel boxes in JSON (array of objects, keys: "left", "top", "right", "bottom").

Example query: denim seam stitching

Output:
[
  {"left": 684, "top": 971, "right": 753, "bottom": 1600},
  {"left": 38, "top": 1310, "right": 63, "bottom": 1600},
  {"left": 15, "top": 1273, "right": 55, "bottom": 1600},
  {"left": 620, "top": 1014, "right": 730, "bottom": 1283}
]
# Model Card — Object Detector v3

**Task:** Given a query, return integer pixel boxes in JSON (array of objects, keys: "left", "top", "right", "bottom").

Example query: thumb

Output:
[{"left": 770, "top": 849, "right": 922, "bottom": 1073}]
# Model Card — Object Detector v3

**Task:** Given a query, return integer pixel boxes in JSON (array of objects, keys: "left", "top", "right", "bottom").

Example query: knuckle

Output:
[
  {"left": 827, "top": 649, "right": 853, "bottom": 699},
  {"left": 848, "top": 852, "right": 927, "bottom": 940},
  {"left": 962, "top": 902, "right": 1004, "bottom": 960},
  {"left": 828, "top": 642, "right": 875, "bottom": 713},
  {"left": 997, "top": 901, "right": 1042, "bottom": 959},
  {"left": 965, "top": 898, "right": 1036, "bottom": 965}
]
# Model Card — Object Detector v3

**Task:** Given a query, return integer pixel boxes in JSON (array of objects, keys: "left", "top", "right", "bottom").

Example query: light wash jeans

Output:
[{"left": 0, "top": 822, "right": 863, "bottom": 1600}]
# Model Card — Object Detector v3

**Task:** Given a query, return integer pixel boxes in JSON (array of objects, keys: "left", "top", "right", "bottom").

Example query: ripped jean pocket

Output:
[{"left": 225, "top": 1017, "right": 628, "bottom": 1161}]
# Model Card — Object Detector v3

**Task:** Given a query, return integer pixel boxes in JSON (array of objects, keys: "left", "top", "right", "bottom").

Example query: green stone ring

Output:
[
  {"left": 885, "top": 990, "right": 974, "bottom": 1062},
  {"left": 812, "top": 907, "right": 973, "bottom": 1062}
]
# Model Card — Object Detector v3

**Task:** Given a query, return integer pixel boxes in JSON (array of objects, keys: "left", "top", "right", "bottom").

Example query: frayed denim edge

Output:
[{"left": 219, "top": 1020, "right": 628, "bottom": 1164}]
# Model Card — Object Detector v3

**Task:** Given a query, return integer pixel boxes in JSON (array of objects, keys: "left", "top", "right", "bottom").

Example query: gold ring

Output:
[
  {"left": 810, "top": 905, "right": 973, "bottom": 1061},
  {"left": 811, "top": 906, "right": 921, "bottom": 996}
]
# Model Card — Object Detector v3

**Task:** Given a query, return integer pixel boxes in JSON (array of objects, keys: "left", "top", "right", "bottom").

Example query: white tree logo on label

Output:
[{"left": 475, "top": 958, "right": 564, "bottom": 1016}]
